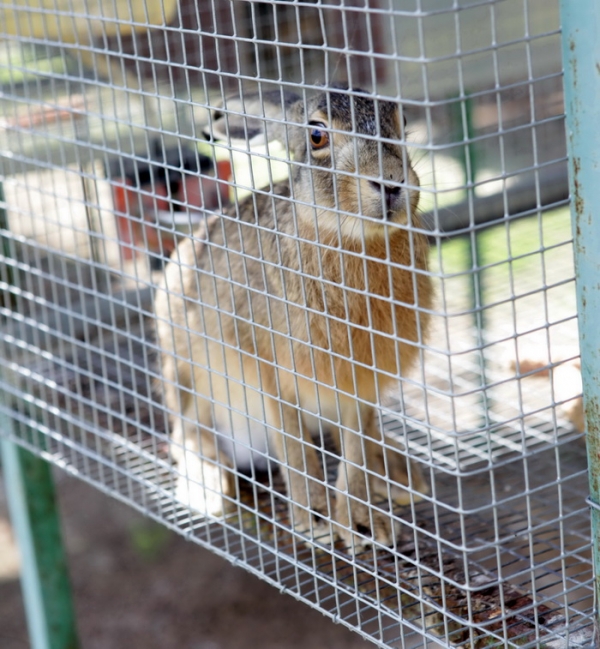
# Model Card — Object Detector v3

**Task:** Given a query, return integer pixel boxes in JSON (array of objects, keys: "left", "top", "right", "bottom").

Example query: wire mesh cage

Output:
[{"left": 0, "top": 0, "right": 593, "bottom": 647}]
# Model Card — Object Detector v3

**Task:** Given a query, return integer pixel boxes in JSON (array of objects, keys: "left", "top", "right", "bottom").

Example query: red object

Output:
[
  {"left": 112, "top": 178, "right": 139, "bottom": 261},
  {"left": 108, "top": 150, "right": 232, "bottom": 263}
]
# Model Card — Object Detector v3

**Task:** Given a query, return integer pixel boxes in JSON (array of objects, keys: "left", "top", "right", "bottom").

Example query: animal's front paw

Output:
[
  {"left": 370, "top": 436, "right": 429, "bottom": 506},
  {"left": 334, "top": 488, "right": 400, "bottom": 554},
  {"left": 287, "top": 476, "right": 337, "bottom": 547},
  {"left": 175, "top": 474, "right": 226, "bottom": 517},
  {"left": 173, "top": 456, "right": 232, "bottom": 517}
]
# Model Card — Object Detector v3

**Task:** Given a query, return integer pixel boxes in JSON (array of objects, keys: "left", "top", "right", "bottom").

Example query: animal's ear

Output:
[{"left": 202, "top": 90, "right": 301, "bottom": 148}]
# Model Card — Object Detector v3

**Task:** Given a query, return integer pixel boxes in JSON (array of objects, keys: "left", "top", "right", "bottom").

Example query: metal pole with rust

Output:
[{"left": 560, "top": 0, "right": 600, "bottom": 628}]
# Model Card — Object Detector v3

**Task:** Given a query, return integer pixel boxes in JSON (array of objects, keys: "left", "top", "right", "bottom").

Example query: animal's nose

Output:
[{"left": 369, "top": 180, "right": 402, "bottom": 210}]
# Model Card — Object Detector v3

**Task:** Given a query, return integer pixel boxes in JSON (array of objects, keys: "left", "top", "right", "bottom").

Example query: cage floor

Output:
[{"left": 3, "top": 412, "right": 593, "bottom": 649}]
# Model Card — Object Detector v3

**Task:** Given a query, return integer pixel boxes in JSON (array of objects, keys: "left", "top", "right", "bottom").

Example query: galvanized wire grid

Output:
[{"left": 0, "top": 0, "right": 593, "bottom": 648}]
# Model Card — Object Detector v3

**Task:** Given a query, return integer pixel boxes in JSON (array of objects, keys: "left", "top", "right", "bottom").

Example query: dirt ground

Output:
[{"left": 0, "top": 468, "right": 375, "bottom": 649}]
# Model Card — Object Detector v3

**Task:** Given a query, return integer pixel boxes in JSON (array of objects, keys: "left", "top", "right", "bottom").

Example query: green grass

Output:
[
  {"left": 129, "top": 520, "right": 172, "bottom": 561},
  {"left": 0, "top": 44, "right": 68, "bottom": 86},
  {"left": 431, "top": 205, "right": 573, "bottom": 278}
]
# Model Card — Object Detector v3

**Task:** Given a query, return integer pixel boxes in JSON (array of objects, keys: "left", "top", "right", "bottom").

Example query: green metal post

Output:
[
  {"left": 451, "top": 95, "right": 491, "bottom": 426},
  {"left": 559, "top": 0, "right": 600, "bottom": 621},
  {"left": 0, "top": 177, "right": 16, "bottom": 309},
  {"left": 1, "top": 436, "right": 80, "bottom": 649}
]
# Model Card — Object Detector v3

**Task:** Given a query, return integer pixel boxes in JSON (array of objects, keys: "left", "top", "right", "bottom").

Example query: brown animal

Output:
[{"left": 154, "top": 87, "right": 432, "bottom": 551}]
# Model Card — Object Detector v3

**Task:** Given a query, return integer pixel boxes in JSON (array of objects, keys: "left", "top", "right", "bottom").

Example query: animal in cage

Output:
[{"left": 154, "top": 86, "right": 432, "bottom": 552}]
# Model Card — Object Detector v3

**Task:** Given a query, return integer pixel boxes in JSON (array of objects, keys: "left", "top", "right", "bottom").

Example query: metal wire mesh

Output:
[{"left": 0, "top": 0, "right": 593, "bottom": 647}]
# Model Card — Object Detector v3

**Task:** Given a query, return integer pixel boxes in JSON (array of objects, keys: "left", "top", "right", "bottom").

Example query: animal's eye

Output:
[{"left": 308, "top": 122, "right": 329, "bottom": 149}]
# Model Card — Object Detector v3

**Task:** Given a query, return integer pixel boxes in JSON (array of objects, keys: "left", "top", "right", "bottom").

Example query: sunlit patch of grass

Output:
[
  {"left": 0, "top": 44, "right": 68, "bottom": 85},
  {"left": 430, "top": 206, "right": 573, "bottom": 279}
]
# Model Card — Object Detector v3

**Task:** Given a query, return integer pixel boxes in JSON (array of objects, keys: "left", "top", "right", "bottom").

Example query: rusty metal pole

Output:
[{"left": 559, "top": 0, "right": 600, "bottom": 627}]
